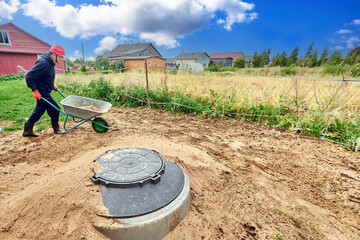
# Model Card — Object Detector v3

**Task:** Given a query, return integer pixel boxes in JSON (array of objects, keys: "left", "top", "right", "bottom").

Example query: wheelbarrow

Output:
[{"left": 40, "top": 90, "right": 112, "bottom": 133}]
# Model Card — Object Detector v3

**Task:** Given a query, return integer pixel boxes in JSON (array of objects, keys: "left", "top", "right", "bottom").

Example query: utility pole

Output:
[{"left": 82, "top": 43, "right": 85, "bottom": 64}]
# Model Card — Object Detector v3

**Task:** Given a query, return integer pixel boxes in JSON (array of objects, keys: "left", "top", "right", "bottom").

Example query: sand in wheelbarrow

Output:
[{"left": 77, "top": 105, "right": 101, "bottom": 112}]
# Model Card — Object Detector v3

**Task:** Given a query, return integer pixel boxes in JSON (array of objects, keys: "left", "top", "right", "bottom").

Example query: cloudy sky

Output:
[{"left": 0, "top": 0, "right": 359, "bottom": 61}]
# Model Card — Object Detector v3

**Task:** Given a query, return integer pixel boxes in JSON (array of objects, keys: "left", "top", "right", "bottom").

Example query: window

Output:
[{"left": 0, "top": 30, "right": 11, "bottom": 45}]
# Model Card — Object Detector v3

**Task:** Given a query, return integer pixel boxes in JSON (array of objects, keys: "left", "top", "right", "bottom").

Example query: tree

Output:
[
  {"left": 287, "top": 47, "right": 299, "bottom": 66},
  {"left": 307, "top": 50, "right": 318, "bottom": 67},
  {"left": 305, "top": 42, "right": 314, "bottom": 60},
  {"left": 110, "top": 60, "right": 124, "bottom": 73},
  {"left": 233, "top": 57, "right": 246, "bottom": 68},
  {"left": 94, "top": 56, "right": 110, "bottom": 70},
  {"left": 302, "top": 42, "right": 314, "bottom": 67},
  {"left": 73, "top": 58, "right": 82, "bottom": 65},
  {"left": 326, "top": 51, "right": 343, "bottom": 65},
  {"left": 252, "top": 51, "right": 260, "bottom": 67},
  {"left": 272, "top": 53, "right": 280, "bottom": 66},
  {"left": 261, "top": 49, "right": 271, "bottom": 66},
  {"left": 278, "top": 51, "right": 287, "bottom": 67},
  {"left": 318, "top": 48, "right": 328, "bottom": 66},
  {"left": 65, "top": 58, "right": 73, "bottom": 66},
  {"left": 252, "top": 49, "right": 271, "bottom": 67},
  {"left": 344, "top": 46, "right": 360, "bottom": 65}
]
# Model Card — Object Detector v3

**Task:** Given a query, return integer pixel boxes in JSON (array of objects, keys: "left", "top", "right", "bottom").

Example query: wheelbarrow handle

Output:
[
  {"left": 40, "top": 96, "right": 67, "bottom": 116},
  {"left": 55, "top": 89, "right": 66, "bottom": 99}
]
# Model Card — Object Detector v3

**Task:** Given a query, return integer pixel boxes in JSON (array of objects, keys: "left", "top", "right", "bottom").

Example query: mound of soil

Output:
[{"left": 0, "top": 107, "right": 359, "bottom": 240}]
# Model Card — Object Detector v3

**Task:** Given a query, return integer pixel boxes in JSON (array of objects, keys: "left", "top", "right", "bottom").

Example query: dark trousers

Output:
[{"left": 27, "top": 94, "right": 60, "bottom": 124}]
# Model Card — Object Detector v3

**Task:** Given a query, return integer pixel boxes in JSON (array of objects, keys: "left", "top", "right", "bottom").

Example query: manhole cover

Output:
[{"left": 91, "top": 148, "right": 165, "bottom": 188}]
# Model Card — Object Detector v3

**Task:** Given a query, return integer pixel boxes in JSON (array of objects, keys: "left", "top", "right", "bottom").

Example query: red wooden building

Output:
[{"left": 0, "top": 23, "right": 65, "bottom": 76}]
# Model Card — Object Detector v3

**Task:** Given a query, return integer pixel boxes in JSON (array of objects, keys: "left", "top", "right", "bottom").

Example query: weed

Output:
[
  {"left": 273, "top": 233, "right": 283, "bottom": 240},
  {"left": 0, "top": 73, "right": 25, "bottom": 81},
  {"left": 286, "top": 212, "right": 302, "bottom": 228}
]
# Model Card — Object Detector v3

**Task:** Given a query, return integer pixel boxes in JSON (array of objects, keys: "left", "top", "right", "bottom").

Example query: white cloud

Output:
[
  {"left": 352, "top": 19, "right": 360, "bottom": 25},
  {"left": 335, "top": 29, "right": 353, "bottom": 34},
  {"left": 68, "top": 50, "right": 95, "bottom": 62},
  {"left": 0, "top": 0, "right": 20, "bottom": 21},
  {"left": 202, "top": 0, "right": 258, "bottom": 30},
  {"left": 139, "top": 32, "right": 180, "bottom": 49},
  {"left": 94, "top": 36, "right": 117, "bottom": 54},
  {"left": 21, "top": 0, "right": 257, "bottom": 48},
  {"left": 342, "top": 36, "right": 360, "bottom": 49},
  {"left": 73, "top": 50, "right": 81, "bottom": 58},
  {"left": 67, "top": 49, "right": 81, "bottom": 61},
  {"left": 86, "top": 56, "right": 95, "bottom": 61},
  {"left": 333, "top": 46, "right": 343, "bottom": 50}
]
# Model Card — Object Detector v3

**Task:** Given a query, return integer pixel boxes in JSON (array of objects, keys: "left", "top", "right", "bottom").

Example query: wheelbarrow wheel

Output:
[{"left": 92, "top": 117, "right": 109, "bottom": 133}]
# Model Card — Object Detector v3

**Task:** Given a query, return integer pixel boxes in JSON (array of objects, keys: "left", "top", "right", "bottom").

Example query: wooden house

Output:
[
  {"left": 104, "top": 43, "right": 165, "bottom": 72},
  {"left": 0, "top": 23, "right": 65, "bottom": 75},
  {"left": 210, "top": 52, "right": 244, "bottom": 66},
  {"left": 175, "top": 52, "right": 210, "bottom": 68}
]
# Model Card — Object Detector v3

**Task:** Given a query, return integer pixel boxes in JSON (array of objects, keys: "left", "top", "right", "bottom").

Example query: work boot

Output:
[
  {"left": 52, "top": 122, "right": 66, "bottom": 134},
  {"left": 23, "top": 123, "right": 39, "bottom": 137}
]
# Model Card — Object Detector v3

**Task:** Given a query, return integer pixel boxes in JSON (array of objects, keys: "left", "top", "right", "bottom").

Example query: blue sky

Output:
[{"left": 1, "top": 0, "right": 359, "bottom": 61}]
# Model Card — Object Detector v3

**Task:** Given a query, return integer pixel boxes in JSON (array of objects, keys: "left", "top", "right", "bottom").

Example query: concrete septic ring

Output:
[{"left": 91, "top": 148, "right": 191, "bottom": 240}]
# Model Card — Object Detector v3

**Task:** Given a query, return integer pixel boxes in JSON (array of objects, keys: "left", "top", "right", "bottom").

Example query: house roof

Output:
[
  {"left": 175, "top": 52, "right": 210, "bottom": 60},
  {"left": 102, "top": 51, "right": 111, "bottom": 59},
  {"left": 109, "top": 43, "right": 162, "bottom": 58},
  {"left": 210, "top": 52, "right": 244, "bottom": 59},
  {"left": 110, "top": 56, "right": 165, "bottom": 60},
  {"left": 0, "top": 22, "right": 51, "bottom": 54}
]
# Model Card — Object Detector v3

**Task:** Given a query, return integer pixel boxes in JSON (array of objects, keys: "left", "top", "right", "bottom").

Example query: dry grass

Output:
[{"left": 56, "top": 71, "right": 360, "bottom": 117}]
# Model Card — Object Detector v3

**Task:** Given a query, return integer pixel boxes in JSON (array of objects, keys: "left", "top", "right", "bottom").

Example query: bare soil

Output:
[{"left": 0, "top": 107, "right": 359, "bottom": 240}]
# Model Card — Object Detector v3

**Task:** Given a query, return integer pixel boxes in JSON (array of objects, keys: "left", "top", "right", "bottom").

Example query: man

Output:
[{"left": 23, "top": 45, "right": 66, "bottom": 137}]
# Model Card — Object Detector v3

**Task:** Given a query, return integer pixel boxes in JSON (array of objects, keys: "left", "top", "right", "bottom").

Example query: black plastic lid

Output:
[{"left": 91, "top": 148, "right": 165, "bottom": 188}]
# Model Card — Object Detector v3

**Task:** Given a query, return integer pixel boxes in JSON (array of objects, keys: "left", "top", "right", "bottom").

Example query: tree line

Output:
[{"left": 233, "top": 43, "right": 360, "bottom": 69}]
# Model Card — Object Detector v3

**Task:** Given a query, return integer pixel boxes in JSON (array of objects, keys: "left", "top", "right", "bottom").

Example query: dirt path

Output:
[{"left": 0, "top": 107, "right": 359, "bottom": 240}]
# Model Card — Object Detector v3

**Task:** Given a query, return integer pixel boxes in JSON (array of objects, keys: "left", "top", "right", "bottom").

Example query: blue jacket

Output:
[{"left": 25, "top": 52, "right": 56, "bottom": 95}]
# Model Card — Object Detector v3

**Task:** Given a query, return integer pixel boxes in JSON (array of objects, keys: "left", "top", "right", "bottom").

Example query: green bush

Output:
[
  {"left": 205, "top": 65, "right": 221, "bottom": 72},
  {"left": 168, "top": 70, "right": 178, "bottom": 75},
  {"left": 82, "top": 77, "right": 114, "bottom": 102},
  {"left": 79, "top": 65, "right": 87, "bottom": 72},
  {"left": 110, "top": 60, "right": 124, "bottom": 73},
  {"left": 280, "top": 67, "right": 297, "bottom": 76},
  {"left": 205, "top": 65, "right": 236, "bottom": 72},
  {"left": 350, "top": 64, "right": 360, "bottom": 77},
  {"left": 234, "top": 57, "right": 246, "bottom": 68},
  {"left": 0, "top": 73, "right": 25, "bottom": 81},
  {"left": 322, "top": 65, "right": 350, "bottom": 76}
]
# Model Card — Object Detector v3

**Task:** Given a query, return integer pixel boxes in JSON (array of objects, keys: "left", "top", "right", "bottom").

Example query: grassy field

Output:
[
  {"left": 0, "top": 80, "right": 68, "bottom": 132},
  {"left": 1, "top": 71, "right": 359, "bottom": 150},
  {"left": 57, "top": 71, "right": 360, "bottom": 115},
  {"left": 58, "top": 71, "right": 360, "bottom": 150}
]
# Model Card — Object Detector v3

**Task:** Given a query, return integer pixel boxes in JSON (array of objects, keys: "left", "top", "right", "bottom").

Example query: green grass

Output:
[{"left": 0, "top": 79, "right": 68, "bottom": 132}]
